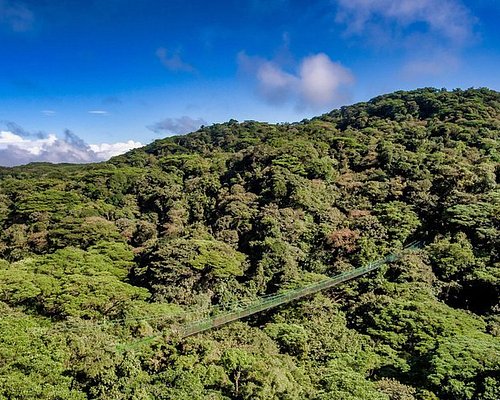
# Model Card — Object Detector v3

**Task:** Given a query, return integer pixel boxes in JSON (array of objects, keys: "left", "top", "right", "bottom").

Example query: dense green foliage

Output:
[{"left": 0, "top": 88, "right": 498, "bottom": 399}]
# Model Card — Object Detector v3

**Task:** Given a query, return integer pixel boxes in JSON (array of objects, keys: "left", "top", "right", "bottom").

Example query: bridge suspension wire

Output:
[
  {"left": 13, "top": 242, "right": 422, "bottom": 353},
  {"left": 176, "top": 241, "right": 422, "bottom": 338}
]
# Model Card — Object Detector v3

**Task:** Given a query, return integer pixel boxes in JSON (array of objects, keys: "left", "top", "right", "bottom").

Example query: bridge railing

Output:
[{"left": 179, "top": 242, "right": 422, "bottom": 337}]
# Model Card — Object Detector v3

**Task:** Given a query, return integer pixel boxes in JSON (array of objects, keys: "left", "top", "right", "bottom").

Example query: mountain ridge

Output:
[{"left": 0, "top": 87, "right": 498, "bottom": 400}]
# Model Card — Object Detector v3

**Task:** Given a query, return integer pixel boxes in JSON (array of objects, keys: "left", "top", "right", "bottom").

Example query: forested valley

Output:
[{"left": 0, "top": 88, "right": 498, "bottom": 400}]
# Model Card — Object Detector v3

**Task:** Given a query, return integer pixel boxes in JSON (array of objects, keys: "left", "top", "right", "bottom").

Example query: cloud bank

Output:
[
  {"left": 0, "top": 130, "right": 142, "bottom": 167},
  {"left": 89, "top": 141, "right": 143, "bottom": 160},
  {"left": 239, "top": 52, "right": 354, "bottom": 110},
  {"left": 148, "top": 116, "right": 207, "bottom": 135}
]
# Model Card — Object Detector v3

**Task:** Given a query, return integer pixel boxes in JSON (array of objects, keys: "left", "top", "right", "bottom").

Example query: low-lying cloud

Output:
[
  {"left": 89, "top": 141, "right": 144, "bottom": 160},
  {"left": 0, "top": 129, "right": 142, "bottom": 167},
  {"left": 239, "top": 52, "right": 354, "bottom": 110},
  {"left": 147, "top": 116, "right": 207, "bottom": 135}
]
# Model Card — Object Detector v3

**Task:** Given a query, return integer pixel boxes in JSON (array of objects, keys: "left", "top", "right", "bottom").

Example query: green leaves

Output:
[
  {"left": 428, "top": 233, "right": 476, "bottom": 280},
  {"left": 0, "top": 87, "right": 499, "bottom": 398},
  {"left": 0, "top": 245, "right": 149, "bottom": 319},
  {"left": 373, "top": 202, "right": 420, "bottom": 246},
  {"left": 0, "top": 304, "right": 84, "bottom": 399},
  {"left": 426, "top": 334, "right": 500, "bottom": 400},
  {"left": 134, "top": 237, "right": 246, "bottom": 304}
]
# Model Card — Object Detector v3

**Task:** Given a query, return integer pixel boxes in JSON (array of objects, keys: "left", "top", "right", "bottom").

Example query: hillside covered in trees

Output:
[{"left": 0, "top": 88, "right": 498, "bottom": 400}]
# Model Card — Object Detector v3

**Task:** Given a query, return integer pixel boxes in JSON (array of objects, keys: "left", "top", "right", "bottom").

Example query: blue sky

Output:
[{"left": 0, "top": 0, "right": 499, "bottom": 165}]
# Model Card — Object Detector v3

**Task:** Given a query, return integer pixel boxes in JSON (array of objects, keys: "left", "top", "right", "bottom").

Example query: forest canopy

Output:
[{"left": 0, "top": 88, "right": 498, "bottom": 399}]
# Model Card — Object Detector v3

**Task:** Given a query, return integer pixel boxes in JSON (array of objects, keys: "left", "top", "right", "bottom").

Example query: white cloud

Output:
[
  {"left": 88, "top": 110, "right": 109, "bottom": 115},
  {"left": 156, "top": 47, "right": 196, "bottom": 73},
  {"left": 0, "top": 131, "right": 57, "bottom": 154},
  {"left": 238, "top": 51, "right": 353, "bottom": 110},
  {"left": 42, "top": 110, "right": 56, "bottom": 116},
  {"left": 0, "top": 130, "right": 143, "bottom": 167},
  {"left": 89, "top": 140, "right": 143, "bottom": 160},
  {"left": 335, "top": 0, "right": 475, "bottom": 44},
  {"left": 0, "top": 130, "right": 24, "bottom": 144},
  {"left": 147, "top": 116, "right": 207, "bottom": 135},
  {"left": 299, "top": 53, "right": 354, "bottom": 108},
  {"left": 256, "top": 61, "right": 298, "bottom": 104}
]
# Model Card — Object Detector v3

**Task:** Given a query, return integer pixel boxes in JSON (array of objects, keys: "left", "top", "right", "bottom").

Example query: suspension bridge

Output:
[
  {"left": 119, "top": 242, "right": 421, "bottom": 349},
  {"left": 178, "top": 243, "right": 420, "bottom": 337}
]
